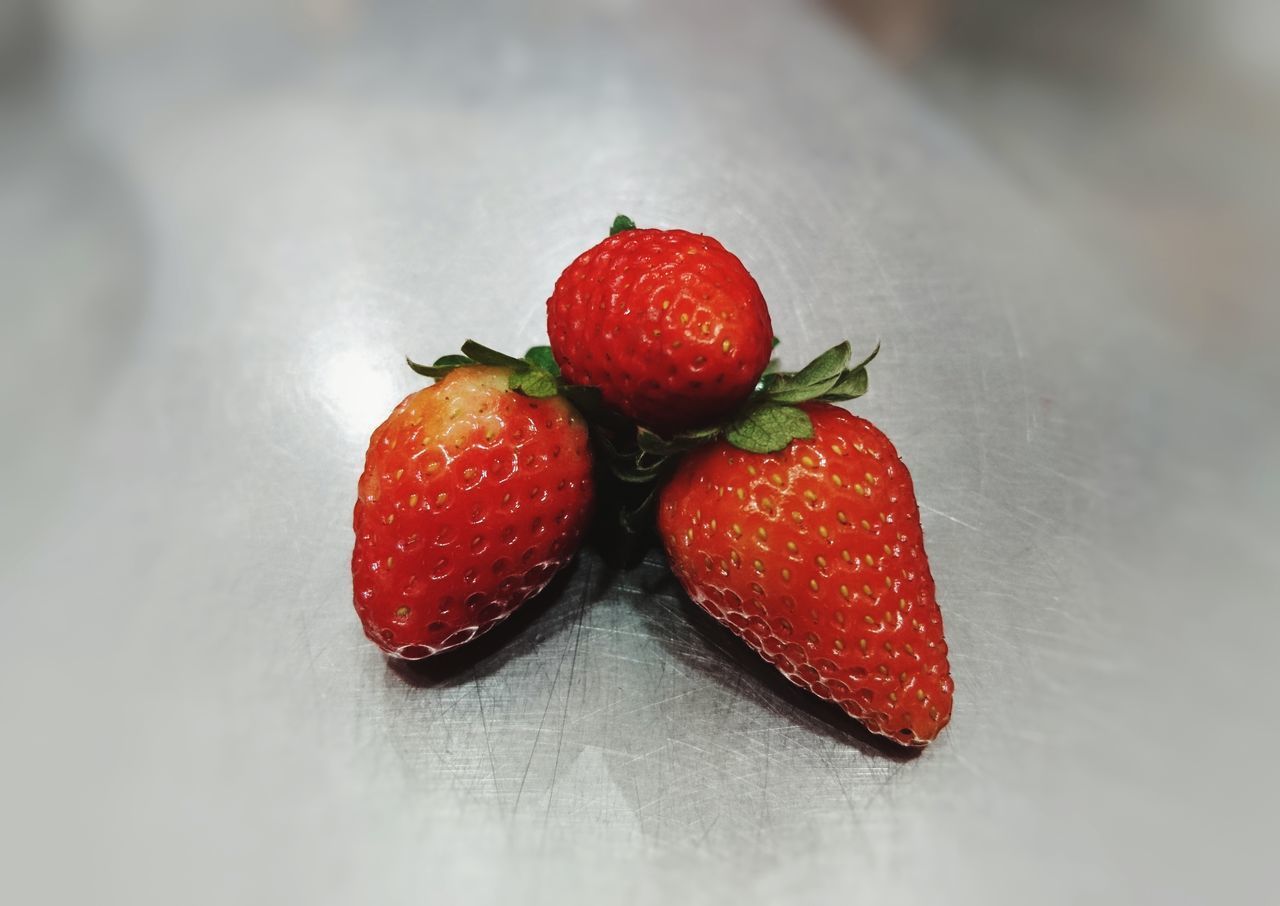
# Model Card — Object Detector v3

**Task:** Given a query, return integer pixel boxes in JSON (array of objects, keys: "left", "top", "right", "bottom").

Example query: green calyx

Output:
[
  {"left": 732, "top": 339, "right": 879, "bottom": 451},
  {"left": 407, "top": 341, "right": 564, "bottom": 400},
  {"left": 725, "top": 402, "right": 813, "bottom": 454},
  {"left": 629, "top": 338, "right": 878, "bottom": 456},
  {"left": 609, "top": 214, "right": 637, "bottom": 236},
  {"left": 585, "top": 337, "right": 879, "bottom": 506}
]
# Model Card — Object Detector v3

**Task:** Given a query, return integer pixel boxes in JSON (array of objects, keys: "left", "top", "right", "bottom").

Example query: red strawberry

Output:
[
  {"left": 657, "top": 403, "right": 953, "bottom": 745},
  {"left": 547, "top": 221, "right": 774, "bottom": 436},
  {"left": 352, "top": 365, "right": 594, "bottom": 659}
]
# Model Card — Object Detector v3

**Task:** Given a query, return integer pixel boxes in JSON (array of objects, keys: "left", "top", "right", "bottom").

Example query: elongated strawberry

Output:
[
  {"left": 352, "top": 356, "right": 593, "bottom": 659},
  {"left": 546, "top": 217, "right": 774, "bottom": 436},
  {"left": 657, "top": 402, "right": 953, "bottom": 746}
]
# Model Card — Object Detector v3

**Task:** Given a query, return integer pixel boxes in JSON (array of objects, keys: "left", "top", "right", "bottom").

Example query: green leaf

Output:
[
  {"left": 522, "top": 345, "right": 560, "bottom": 377},
  {"left": 816, "top": 343, "right": 877, "bottom": 400},
  {"left": 635, "top": 427, "right": 675, "bottom": 455},
  {"left": 766, "top": 371, "right": 842, "bottom": 403},
  {"left": 609, "top": 458, "right": 668, "bottom": 483},
  {"left": 791, "top": 341, "right": 851, "bottom": 388},
  {"left": 610, "top": 214, "right": 637, "bottom": 235},
  {"left": 851, "top": 341, "right": 881, "bottom": 372},
  {"left": 619, "top": 483, "right": 663, "bottom": 534},
  {"left": 725, "top": 403, "right": 813, "bottom": 454},
  {"left": 507, "top": 368, "right": 559, "bottom": 398},
  {"left": 821, "top": 366, "right": 868, "bottom": 401},
  {"left": 759, "top": 342, "right": 850, "bottom": 402},
  {"left": 433, "top": 354, "right": 472, "bottom": 368},
  {"left": 635, "top": 450, "right": 668, "bottom": 472},
  {"left": 674, "top": 424, "right": 722, "bottom": 443},
  {"left": 759, "top": 340, "right": 875, "bottom": 403},
  {"left": 637, "top": 424, "right": 723, "bottom": 456},
  {"left": 406, "top": 356, "right": 462, "bottom": 378},
  {"left": 771, "top": 336, "right": 781, "bottom": 349},
  {"left": 460, "top": 340, "right": 526, "bottom": 368}
]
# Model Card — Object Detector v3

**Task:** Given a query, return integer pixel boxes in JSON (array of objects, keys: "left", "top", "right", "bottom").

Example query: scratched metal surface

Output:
[{"left": 1, "top": 2, "right": 1275, "bottom": 904}]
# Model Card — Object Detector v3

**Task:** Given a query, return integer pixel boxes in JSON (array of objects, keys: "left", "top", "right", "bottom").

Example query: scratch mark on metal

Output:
[
  {"left": 513, "top": 627, "right": 574, "bottom": 812},
  {"left": 697, "top": 812, "right": 721, "bottom": 848},
  {"left": 542, "top": 559, "right": 593, "bottom": 823},
  {"left": 474, "top": 679, "right": 500, "bottom": 799},
  {"left": 920, "top": 502, "right": 980, "bottom": 532}
]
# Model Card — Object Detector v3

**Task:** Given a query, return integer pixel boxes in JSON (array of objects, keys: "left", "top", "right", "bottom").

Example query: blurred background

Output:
[
  {"left": 836, "top": 0, "right": 1280, "bottom": 375},
  {"left": 2, "top": 2, "right": 1276, "bottom": 904}
]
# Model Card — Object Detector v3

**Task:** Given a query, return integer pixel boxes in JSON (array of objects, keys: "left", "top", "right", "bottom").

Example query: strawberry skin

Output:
[
  {"left": 546, "top": 228, "right": 774, "bottom": 435},
  {"left": 657, "top": 403, "right": 953, "bottom": 745},
  {"left": 352, "top": 367, "right": 594, "bottom": 658}
]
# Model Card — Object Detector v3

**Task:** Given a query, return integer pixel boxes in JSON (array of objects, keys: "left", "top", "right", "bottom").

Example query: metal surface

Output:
[{"left": 1, "top": 2, "right": 1275, "bottom": 904}]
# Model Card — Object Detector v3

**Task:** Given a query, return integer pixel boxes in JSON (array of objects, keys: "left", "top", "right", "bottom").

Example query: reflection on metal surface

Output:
[
  {"left": 0, "top": 2, "right": 1274, "bottom": 904},
  {"left": 318, "top": 344, "right": 401, "bottom": 443}
]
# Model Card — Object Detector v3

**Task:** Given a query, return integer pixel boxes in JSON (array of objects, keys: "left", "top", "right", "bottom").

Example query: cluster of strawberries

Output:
[{"left": 352, "top": 216, "right": 953, "bottom": 746}]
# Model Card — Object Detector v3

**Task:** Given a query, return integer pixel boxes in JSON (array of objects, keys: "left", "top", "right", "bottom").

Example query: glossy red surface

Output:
[
  {"left": 547, "top": 228, "right": 773, "bottom": 435},
  {"left": 352, "top": 367, "right": 594, "bottom": 658},
  {"left": 659, "top": 403, "right": 953, "bottom": 745}
]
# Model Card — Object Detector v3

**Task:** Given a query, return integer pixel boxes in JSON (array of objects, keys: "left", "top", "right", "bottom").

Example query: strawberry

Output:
[
  {"left": 656, "top": 398, "right": 953, "bottom": 746},
  {"left": 546, "top": 216, "right": 774, "bottom": 436},
  {"left": 352, "top": 350, "right": 594, "bottom": 659}
]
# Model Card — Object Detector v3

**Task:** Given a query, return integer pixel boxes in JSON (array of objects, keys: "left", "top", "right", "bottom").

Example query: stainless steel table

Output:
[{"left": 2, "top": 2, "right": 1275, "bottom": 903}]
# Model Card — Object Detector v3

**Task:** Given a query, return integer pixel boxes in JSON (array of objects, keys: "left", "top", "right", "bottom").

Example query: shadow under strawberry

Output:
[
  {"left": 386, "top": 552, "right": 613, "bottom": 690},
  {"left": 624, "top": 555, "right": 922, "bottom": 761}
]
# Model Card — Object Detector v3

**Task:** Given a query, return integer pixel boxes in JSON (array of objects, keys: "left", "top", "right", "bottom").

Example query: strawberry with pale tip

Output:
[{"left": 352, "top": 343, "right": 594, "bottom": 659}]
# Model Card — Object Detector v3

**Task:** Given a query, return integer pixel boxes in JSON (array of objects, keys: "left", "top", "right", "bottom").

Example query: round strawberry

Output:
[
  {"left": 546, "top": 221, "right": 774, "bottom": 436},
  {"left": 657, "top": 403, "right": 953, "bottom": 746},
  {"left": 352, "top": 365, "right": 594, "bottom": 659}
]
